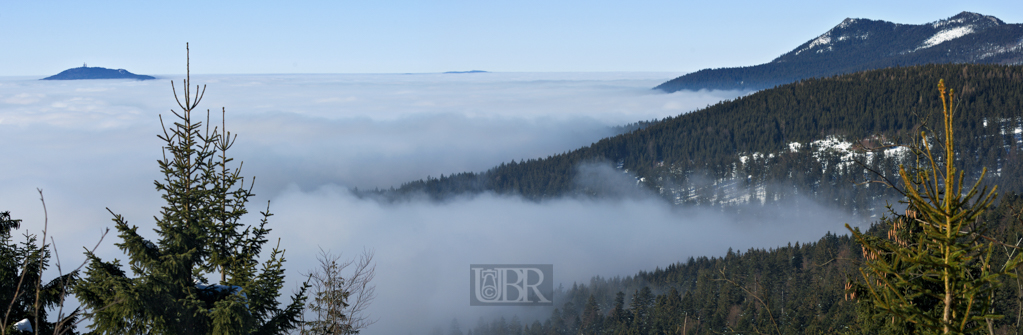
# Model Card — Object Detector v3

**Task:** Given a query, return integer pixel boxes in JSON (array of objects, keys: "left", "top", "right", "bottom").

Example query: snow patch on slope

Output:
[
  {"left": 788, "top": 142, "right": 802, "bottom": 153},
  {"left": 795, "top": 32, "right": 832, "bottom": 55},
  {"left": 916, "top": 26, "right": 975, "bottom": 50},
  {"left": 865, "top": 146, "right": 911, "bottom": 165},
  {"left": 838, "top": 18, "right": 857, "bottom": 29},
  {"left": 808, "top": 34, "right": 833, "bottom": 49},
  {"left": 837, "top": 32, "right": 869, "bottom": 42},
  {"left": 812, "top": 136, "right": 852, "bottom": 152},
  {"left": 807, "top": 136, "right": 856, "bottom": 173},
  {"left": 978, "top": 40, "right": 1023, "bottom": 59}
]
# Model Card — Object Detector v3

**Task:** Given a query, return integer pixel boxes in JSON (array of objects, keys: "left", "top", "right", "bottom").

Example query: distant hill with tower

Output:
[{"left": 42, "top": 64, "right": 155, "bottom": 80}]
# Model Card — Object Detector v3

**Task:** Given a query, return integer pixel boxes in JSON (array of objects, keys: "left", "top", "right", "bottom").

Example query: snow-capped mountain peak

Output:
[
  {"left": 931, "top": 11, "right": 1004, "bottom": 28},
  {"left": 774, "top": 12, "right": 1021, "bottom": 63},
  {"left": 913, "top": 12, "right": 1005, "bottom": 51},
  {"left": 655, "top": 12, "right": 1023, "bottom": 92}
]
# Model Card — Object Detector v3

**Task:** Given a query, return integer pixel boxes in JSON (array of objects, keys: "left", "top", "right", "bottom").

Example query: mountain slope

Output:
[
  {"left": 381, "top": 64, "right": 1023, "bottom": 213},
  {"left": 41, "top": 66, "right": 156, "bottom": 80},
  {"left": 464, "top": 195, "right": 1023, "bottom": 335},
  {"left": 655, "top": 12, "right": 1023, "bottom": 92}
]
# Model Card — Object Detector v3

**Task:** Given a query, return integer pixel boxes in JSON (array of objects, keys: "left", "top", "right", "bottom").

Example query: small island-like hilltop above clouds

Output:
[{"left": 41, "top": 64, "right": 155, "bottom": 80}]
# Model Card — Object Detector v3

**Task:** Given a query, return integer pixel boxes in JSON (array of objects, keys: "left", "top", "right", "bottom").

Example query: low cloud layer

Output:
[
  {"left": 0, "top": 73, "right": 863, "bottom": 334},
  {"left": 1, "top": 73, "right": 744, "bottom": 192},
  {"left": 269, "top": 166, "right": 862, "bottom": 334}
]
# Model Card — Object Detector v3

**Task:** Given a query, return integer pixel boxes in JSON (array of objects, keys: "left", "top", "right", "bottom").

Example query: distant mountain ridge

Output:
[
  {"left": 42, "top": 65, "right": 155, "bottom": 80},
  {"left": 444, "top": 70, "right": 488, "bottom": 74},
  {"left": 655, "top": 12, "right": 1023, "bottom": 92}
]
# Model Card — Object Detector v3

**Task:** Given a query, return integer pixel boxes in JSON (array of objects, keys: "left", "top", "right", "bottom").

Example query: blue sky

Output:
[{"left": 3, "top": 0, "right": 1023, "bottom": 75}]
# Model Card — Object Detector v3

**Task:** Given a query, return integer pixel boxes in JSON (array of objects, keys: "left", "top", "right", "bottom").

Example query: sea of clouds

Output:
[{"left": 0, "top": 72, "right": 859, "bottom": 334}]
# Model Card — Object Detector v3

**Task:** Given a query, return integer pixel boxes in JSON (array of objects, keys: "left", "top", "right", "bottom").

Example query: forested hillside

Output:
[
  {"left": 654, "top": 12, "right": 1023, "bottom": 92},
  {"left": 376, "top": 64, "right": 1023, "bottom": 216},
  {"left": 458, "top": 195, "right": 1023, "bottom": 335}
]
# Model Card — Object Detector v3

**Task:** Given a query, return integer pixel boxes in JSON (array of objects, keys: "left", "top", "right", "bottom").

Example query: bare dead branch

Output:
[{"left": 302, "top": 248, "right": 377, "bottom": 334}]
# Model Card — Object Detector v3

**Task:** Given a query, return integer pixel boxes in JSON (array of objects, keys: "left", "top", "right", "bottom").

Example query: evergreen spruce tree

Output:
[
  {"left": 628, "top": 287, "right": 653, "bottom": 335},
  {"left": 579, "top": 294, "right": 601, "bottom": 334},
  {"left": 605, "top": 292, "right": 628, "bottom": 334},
  {"left": 75, "top": 45, "right": 308, "bottom": 335},
  {"left": 650, "top": 288, "right": 682, "bottom": 335},
  {"left": 302, "top": 253, "right": 351, "bottom": 334},
  {"left": 2, "top": 208, "right": 79, "bottom": 335},
  {"left": 846, "top": 80, "right": 1021, "bottom": 334}
]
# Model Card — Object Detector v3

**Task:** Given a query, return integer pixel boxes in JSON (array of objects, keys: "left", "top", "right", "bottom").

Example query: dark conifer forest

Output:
[
  {"left": 459, "top": 195, "right": 1023, "bottom": 335},
  {"left": 380, "top": 64, "right": 1023, "bottom": 218}
]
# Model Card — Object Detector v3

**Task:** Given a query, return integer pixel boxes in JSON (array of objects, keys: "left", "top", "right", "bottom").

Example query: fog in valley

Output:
[{"left": 0, "top": 73, "right": 862, "bottom": 334}]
